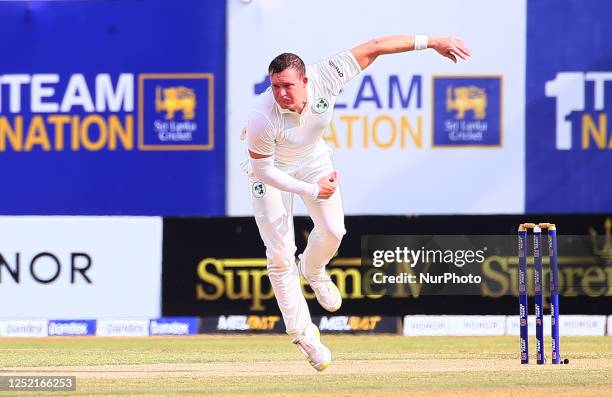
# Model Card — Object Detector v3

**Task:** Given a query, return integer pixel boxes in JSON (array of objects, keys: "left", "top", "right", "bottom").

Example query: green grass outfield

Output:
[{"left": 1, "top": 335, "right": 611, "bottom": 396}]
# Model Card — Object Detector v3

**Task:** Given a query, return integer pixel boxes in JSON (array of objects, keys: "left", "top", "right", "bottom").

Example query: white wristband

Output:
[{"left": 414, "top": 34, "right": 428, "bottom": 51}]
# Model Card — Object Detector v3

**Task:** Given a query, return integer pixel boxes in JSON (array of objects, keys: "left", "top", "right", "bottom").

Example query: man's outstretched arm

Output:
[{"left": 350, "top": 35, "right": 471, "bottom": 69}]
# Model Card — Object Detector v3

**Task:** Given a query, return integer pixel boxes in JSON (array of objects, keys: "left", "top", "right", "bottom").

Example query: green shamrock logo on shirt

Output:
[
  {"left": 313, "top": 98, "right": 329, "bottom": 114},
  {"left": 252, "top": 182, "right": 266, "bottom": 198}
]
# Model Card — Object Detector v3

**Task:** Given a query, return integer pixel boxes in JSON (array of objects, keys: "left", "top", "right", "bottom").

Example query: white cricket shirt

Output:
[{"left": 241, "top": 50, "right": 361, "bottom": 174}]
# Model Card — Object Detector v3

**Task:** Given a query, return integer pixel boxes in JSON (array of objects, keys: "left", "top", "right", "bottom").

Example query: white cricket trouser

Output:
[{"left": 249, "top": 159, "right": 345, "bottom": 338}]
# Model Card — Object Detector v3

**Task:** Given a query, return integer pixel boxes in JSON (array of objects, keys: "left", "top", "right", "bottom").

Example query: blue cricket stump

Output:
[
  {"left": 548, "top": 225, "right": 561, "bottom": 364},
  {"left": 517, "top": 225, "right": 529, "bottom": 364},
  {"left": 533, "top": 225, "right": 545, "bottom": 364}
]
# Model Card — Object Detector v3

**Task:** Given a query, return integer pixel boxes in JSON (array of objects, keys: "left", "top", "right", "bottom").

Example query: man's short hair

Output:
[{"left": 268, "top": 53, "right": 305, "bottom": 77}]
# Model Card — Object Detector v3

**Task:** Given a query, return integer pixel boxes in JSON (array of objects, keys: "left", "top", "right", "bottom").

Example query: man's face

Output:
[{"left": 270, "top": 68, "right": 308, "bottom": 112}]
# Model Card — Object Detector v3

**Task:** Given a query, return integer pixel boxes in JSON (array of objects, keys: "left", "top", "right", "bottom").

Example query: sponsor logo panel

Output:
[
  {"left": 149, "top": 317, "right": 199, "bottom": 336},
  {"left": 200, "top": 315, "right": 284, "bottom": 333},
  {"left": 0, "top": 217, "right": 162, "bottom": 319},
  {"left": 97, "top": 320, "right": 150, "bottom": 336},
  {"left": 48, "top": 320, "right": 96, "bottom": 336},
  {"left": 315, "top": 316, "right": 399, "bottom": 333},
  {"left": 432, "top": 76, "right": 502, "bottom": 147},
  {"left": 0, "top": 320, "right": 48, "bottom": 337}
]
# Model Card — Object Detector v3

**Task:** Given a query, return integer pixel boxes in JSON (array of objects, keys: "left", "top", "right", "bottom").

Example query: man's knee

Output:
[
  {"left": 267, "top": 245, "right": 297, "bottom": 273},
  {"left": 319, "top": 224, "right": 346, "bottom": 245}
]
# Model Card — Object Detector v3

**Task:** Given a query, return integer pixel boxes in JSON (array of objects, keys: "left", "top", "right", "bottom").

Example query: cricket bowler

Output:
[{"left": 241, "top": 34, "right": 471, "bottom": 370}]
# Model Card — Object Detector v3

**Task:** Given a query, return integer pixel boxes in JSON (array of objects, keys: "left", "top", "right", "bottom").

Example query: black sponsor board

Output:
[
  {"left": 163, "top": 215, "right": 612, "bottom": 316},
  {"left": 199, "top": 315, "right": 284, "bottom": 333},
  {"left": 314, "top": 316, "right": 400, "bottom": 334}
]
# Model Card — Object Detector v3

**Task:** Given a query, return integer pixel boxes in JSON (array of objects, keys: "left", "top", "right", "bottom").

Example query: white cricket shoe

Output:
[
  {"left": 298, "top": 254, "right": 342, "bottom": 312},
  {"left": 292, "top": 323, "right": 332, "bottom": 371}
]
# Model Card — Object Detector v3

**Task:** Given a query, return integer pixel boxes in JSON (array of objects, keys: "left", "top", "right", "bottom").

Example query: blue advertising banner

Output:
[
  {"left": 526, "top": 0, "right": 612, "bottom": 212},
  {"left": 0, "top": 0, "right": 225, "bottom": 215},
  {"left": 48, "top": 320, "right": 96, "bottom": 336},
  {"left": 149, "top": 317, "right": 198, "bottom": 336}
]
